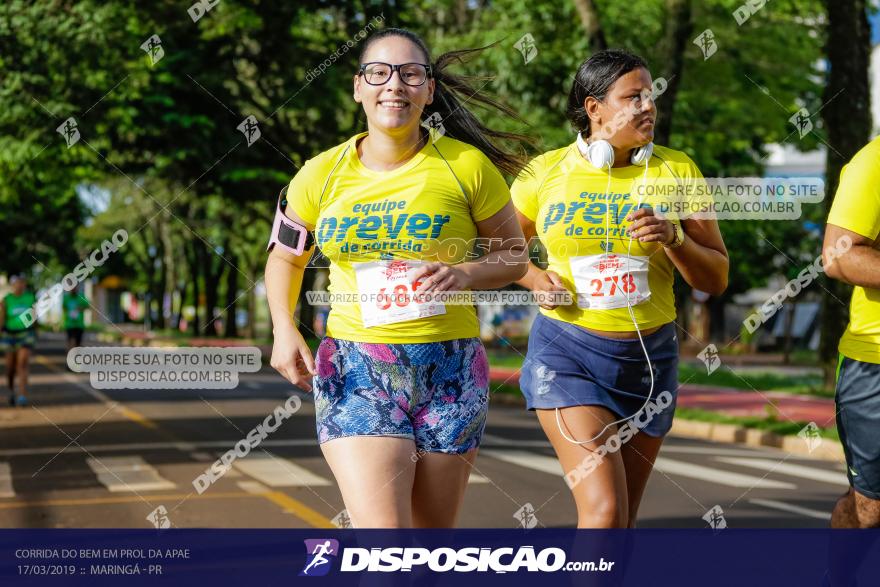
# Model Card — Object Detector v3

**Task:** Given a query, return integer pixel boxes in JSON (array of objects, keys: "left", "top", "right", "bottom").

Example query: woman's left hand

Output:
[
  {"left": 412, "top": 262, "right": 472, "bottom": 293},
  {"left": 626, "top": 207, "right": 675, "bottom": 245}
]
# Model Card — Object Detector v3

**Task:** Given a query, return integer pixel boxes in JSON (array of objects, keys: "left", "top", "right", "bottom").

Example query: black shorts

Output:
[
  {"left": 66, "top": 328, "right": 84, "bottom": 346},
  {"left": 836, "top": 355, "right": 880, "bottom": 500}
]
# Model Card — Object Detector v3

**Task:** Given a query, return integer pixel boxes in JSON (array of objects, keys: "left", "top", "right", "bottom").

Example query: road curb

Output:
[
  {"left": 489, "top": 391, "right": 845, "bottom": 463},
  {"left": 96, "top": 333, "right": 845, "bottom": 463}
]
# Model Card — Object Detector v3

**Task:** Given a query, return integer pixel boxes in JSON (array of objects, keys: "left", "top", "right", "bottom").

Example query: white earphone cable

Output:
[{"left": 556, "top": 152, "right": 656, "bottom": 446}]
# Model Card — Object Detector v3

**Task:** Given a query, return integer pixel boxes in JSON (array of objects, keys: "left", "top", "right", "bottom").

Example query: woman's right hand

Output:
[
  {"left": 532, "top": 270, "right": 573, "bottom": 310},
  {"left": 270, "top": 324, "right": 317, "bottom": 392}
]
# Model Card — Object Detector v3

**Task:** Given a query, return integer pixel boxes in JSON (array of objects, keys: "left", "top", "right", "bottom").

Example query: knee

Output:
[
  {"left": 575, "top": 496, "right": 627, "bottom": 528},
  {"left": 351, "top": 515, "right": 412, "bottom": 529},
  {"left": 855, "top": 508, "right": 880, "bottom": 529},
  {"left": 851, "top": 491, "right": 880, "bottom": 528}
]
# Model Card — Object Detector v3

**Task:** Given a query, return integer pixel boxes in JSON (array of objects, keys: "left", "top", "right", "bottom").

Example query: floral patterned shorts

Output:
[{"left": 313, "top": 337, "right": 489, "bottom": 454}]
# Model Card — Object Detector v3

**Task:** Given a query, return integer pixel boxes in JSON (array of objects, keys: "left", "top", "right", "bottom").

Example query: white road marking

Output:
[
  {"left": 480, "top": 434, "right": 551, "bottom": 448},
  {"left": 86, "top": 456, "right": 176, "bottom": 492},
  {"left": 0, "top": 438, "right": 316, "bottom": 458},
  {"left": 661, "top": 445, "right": 781, "bottom": 457},
  {"left": 716, "top": 457, "right": 848, "bottom": 487},
  {"left": 237, "top": 480, "right": 270, "bottom": 494},
  {"left": 654, "top": 458, "right": 796, "bottom": 489},
  {"left": 233, "top": 456, "right": 331, "bottom": 487},
  {"left": 480, "top": 449, "right": 563, "bottom": 477},
  {"left": 0, "top": 463, "right": 14, "bottom": 498},
  {"left": 189, "top": 452, "right": 215, "bottom": 462},
  {"left": 749, "top": 498, "right": 831, "bottom": 520}
]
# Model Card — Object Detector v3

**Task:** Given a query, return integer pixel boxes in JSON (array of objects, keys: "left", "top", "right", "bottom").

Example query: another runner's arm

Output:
[
  {"left": 413, "top": 202, "right": 528, "bottom": 293},
  {"left": 823, "top": 224, "right": 880, "bottom": 289},
  {"left": 513, "top": 211, "right": 572, "bottom": 310},
  {"left": 0, "top": 299, "right": 4, "bottom": 331},
  {"left": 462, "top": 201, "right": 529, "bottom": 288},
  {"left": 514, "top": 210, "right": 544, "bottom": 290}
]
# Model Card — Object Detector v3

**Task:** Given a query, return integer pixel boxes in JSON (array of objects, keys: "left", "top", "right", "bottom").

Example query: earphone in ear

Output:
[{"left": 576, "top": 131, "right": 654, "bottom": 169}]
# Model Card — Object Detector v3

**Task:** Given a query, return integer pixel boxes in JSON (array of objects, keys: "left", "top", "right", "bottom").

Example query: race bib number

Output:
[
  {"left": 68, "top": 309, "right": 81, "bottom": 319},
  {"left": 353, "top": 260, "right": 446, "bottom": 327},
  {"left": 569, "top": 253, "right": 651, "bottom": 310}
]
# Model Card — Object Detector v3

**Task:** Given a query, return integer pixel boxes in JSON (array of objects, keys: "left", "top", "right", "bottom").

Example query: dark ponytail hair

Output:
[
  {"left": 359, "top": 28, "right": 533, "bottom": 177},
  {"left": 566, "top": 49, "right": 648, "bottom": 137}
]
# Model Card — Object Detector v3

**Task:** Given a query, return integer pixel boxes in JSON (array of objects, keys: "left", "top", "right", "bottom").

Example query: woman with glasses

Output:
[
  {"left": 265, "top": 28, "right": 530, "bottom": 528},
  {"left": 511, "top": 50, "right": 728, "bottom": 527}
]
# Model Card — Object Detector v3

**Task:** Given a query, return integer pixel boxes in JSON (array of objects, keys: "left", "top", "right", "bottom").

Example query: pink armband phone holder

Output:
[{"left": 267, "top": 192, "right": 312, "bottom": 256}]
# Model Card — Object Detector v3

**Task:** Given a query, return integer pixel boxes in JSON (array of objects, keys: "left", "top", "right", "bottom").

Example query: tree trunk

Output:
[
  {"left": 202, "top": 253, "right": 222, "bottom": 337},
  {"left": 224, "top": 252, "right": 239, "bottom": 338},
  {"left": 154, "top": 240, "right": 167, "bottom": 330},
  {"left": 653, "top": 0, "right": 693, "bottom": 146},
  {"left": 820, "top": 0, "right": 870, "bottom": 385},
  {"left": 782, "top": 304, "right": 794, "bottom": 365},
  {"left": 571, "top": 0, "right": 607, "bottom": 52},
  {"left": 188, "top": 241, "right": 202, "bottom": 336},
  {"left": 173, "top": 280, "right": 187, "bottom": 331},
  {"left": 246, "top": 266, "right": 257, "bottom": 339}
]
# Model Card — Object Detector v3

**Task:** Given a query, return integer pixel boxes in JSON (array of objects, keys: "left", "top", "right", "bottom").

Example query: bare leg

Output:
[
  {"left": 16, "top": 347, "right": 29, "bottom": 398},
  {"left": 853, "top": 490, "right": 880, "bottom": 528},
  {"left": 536, "top": 406, "right": 628, "bottom": 528},
  {"left": 832, "top": 488, "right": 858, "bottom": 528},
  {"left": 620, "top": 432, "right": 665, "bottom": 527},
  {"left": 320, "top": 436, "right": 416, "bottom": 528},
  {"left": 411, "top": 448, "right": 478, "bottom": 528},
  {"left": 5, "top": 351, "right": 15, "bottom": 391}
]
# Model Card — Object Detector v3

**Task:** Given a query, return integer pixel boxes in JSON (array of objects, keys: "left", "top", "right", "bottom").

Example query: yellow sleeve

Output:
[
  {"left": 510, "top": 157, "right": 544, "bottom": 222},
  {"left": 466, "top": 152, "right": 513, "bottom": 222},
  {"left": 654, "top": 151, "right": 709, "bottom": 223},
  {"left": 828, "top": 147, "right": 880, "bottom": 240},
  {"left": 285, "top": 157, "right": 327, "bottom": 226}
]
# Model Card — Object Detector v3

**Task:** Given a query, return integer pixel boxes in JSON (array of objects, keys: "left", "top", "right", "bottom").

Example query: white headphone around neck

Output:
[{"left": 576, "top": 131, "right": 654, "bottom": 169}]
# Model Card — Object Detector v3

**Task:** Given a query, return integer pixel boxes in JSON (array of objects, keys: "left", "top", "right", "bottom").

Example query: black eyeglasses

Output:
[{"left": 358, "top": 62, "right": 432, "bottom": 86}]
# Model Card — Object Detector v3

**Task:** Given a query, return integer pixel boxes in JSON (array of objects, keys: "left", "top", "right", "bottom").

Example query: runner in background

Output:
[
  {"left": 823, "top": 136, "right": 880, "bottom": 529},
  {"left": 511, "top": 50, "right": 728, "bottom": 528},
  {"left": 63, "top": 284, "right": 90, "bottom": 351},
  {"left": 265, "top": 28, "right": 530, "bottom": 528},
  {"left": 1, "top": 275, "right": 37, "bottom": 407}
]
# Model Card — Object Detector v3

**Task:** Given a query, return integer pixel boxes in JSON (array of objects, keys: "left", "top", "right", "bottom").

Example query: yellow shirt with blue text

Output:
[
  {"left": 828, "top": 136, "right": 880, "bottom": 364},
  {"left": 287, "top": 132, "right": 511, "bottom": 343},
  {"left": 511, "top": 142, "right": 704, "bottom": 332}
]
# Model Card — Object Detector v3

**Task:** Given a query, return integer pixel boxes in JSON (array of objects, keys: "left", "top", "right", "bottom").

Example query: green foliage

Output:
[{"left": 0, "top": 0, "right": 867, "bottom": 336}]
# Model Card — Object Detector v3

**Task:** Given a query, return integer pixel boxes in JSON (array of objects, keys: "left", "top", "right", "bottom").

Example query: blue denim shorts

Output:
[
  {"left": 519, "top": 314, "right": 679, "bottom": 437},
  {"left": 313, "top": 337, "right": 489, "bottom": 454}
]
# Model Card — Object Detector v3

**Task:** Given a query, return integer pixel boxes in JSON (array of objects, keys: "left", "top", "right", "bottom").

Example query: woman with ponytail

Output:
[
  {"left": 511, "top": 49, "right": 728, "bottom": 527},
  {"left": 265, "top": 28, "right": 530, "bottom": 527}
]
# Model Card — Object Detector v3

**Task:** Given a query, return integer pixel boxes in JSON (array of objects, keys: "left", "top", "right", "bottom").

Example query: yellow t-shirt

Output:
[
  {"left": 511, "top": 142, "right": 703, "bottom": 331},
  {"left": 287, "top": 132, "right": 511, "bottom": 343},
  {"left": 827, "top": 136, "right": 880, "bottom": 364}
]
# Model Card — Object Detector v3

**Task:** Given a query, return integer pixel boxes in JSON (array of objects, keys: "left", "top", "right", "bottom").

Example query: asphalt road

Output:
[{"left": 0, "top": 334, "right": 848, "bottom": 529}]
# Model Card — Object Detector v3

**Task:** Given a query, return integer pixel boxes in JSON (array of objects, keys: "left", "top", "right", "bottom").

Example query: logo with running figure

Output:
[
  {"left": 693, "top": 29, "right": 718, "bottom": 60},
  {"left": 300, "top": 538, "right": 339, "bottom": 577}
]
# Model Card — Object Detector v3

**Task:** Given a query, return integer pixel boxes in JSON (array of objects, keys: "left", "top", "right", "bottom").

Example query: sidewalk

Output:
[{"left": 487, "top": 367, "right": 836, "bottom": 426}]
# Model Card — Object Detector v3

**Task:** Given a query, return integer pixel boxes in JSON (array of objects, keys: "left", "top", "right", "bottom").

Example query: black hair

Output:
[
  {"left": 358, "top": 28, "right": 532, "bottom": 176},
  {"left": 566, "top": 49, "right": 648, "bottom": 137}
]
